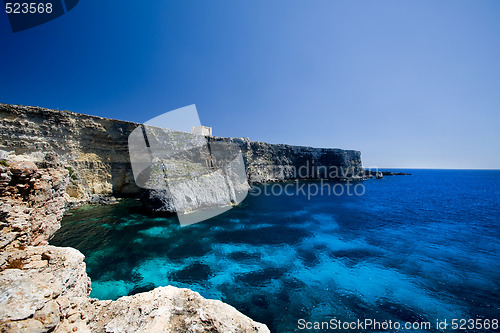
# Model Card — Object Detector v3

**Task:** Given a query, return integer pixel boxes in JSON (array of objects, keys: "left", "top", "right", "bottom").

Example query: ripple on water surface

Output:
[{"left": 51, "top": 170, "right": 500, "bottom": 332}]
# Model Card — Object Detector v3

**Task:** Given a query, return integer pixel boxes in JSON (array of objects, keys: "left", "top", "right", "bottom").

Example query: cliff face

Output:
[
  {"left": 210, "top": 136, "right": 364, "bottom": 183},
  {"left": 0, "top": 103, "right": 364, "bottom": 208},
  {"left": 0, "top": 161, "right": 93, "bottom": 331},
  {"left": 0, "top": 158, "right": 68, "bottom": 249},
  {"left": 0, "top": 103, "right": 140, "bottom": 203},
  {"left": 0, "top": 161, "right": 269, "bottom": 332}
]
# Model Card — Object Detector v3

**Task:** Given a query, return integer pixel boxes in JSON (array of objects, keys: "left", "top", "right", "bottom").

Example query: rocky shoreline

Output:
[
  {"left": 0, "top": 159, "right": 270, "bottom": 332},
  {"left": 0, "top": 103, "right": 405, "bottom": 331}
]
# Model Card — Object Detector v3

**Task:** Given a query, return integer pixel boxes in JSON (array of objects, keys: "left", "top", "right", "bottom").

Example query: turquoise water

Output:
[{"left": 51, "top": 170, "right": 500, "bottom": 332}]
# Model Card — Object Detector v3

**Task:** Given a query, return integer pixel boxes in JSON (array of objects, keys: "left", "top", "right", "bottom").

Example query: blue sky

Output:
[{"left": 1, "top": 0, "right": 499, "bottom": 168}]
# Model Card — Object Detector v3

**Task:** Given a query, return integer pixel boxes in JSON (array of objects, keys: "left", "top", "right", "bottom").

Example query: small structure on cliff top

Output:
[{"left": 191, "top": 125, "right": 212, "bottom": 136}]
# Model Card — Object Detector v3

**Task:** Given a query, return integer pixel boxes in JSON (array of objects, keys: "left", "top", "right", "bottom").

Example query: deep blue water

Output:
[{"left": 51, "top": 170, "right": 500, "bottom": 332}]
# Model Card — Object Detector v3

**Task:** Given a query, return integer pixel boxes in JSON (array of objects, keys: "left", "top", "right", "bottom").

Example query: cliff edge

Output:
[{"left": 0, "top": 103, "right": 364, "bottom": 210}]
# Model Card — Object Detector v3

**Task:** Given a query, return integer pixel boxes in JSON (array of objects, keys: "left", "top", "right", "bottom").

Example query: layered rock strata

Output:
[{"left": 1, "top": 103, "right": 364, "bottom": 214}]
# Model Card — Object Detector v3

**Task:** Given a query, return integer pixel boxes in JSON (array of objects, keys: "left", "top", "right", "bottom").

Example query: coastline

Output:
[
  {"left": 0, "top": 160, "right": 270, "bottom": 332},
  {"left": 0, "top": 102, "right": 405, "bottom": 331},
  {"left": 0, "top": 103, "right": 364, "bottom": 207}
]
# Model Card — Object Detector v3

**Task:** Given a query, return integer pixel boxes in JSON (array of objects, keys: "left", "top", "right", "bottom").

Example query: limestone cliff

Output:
[
  {"left": 0, "top": 103, "right": 364, "bottom": 209},
  {"left": 210, "top": 136, "right": 364, "bottom": 183},
  {"left": 0, "top": 160, "right": 269, "bottom": 332},
  {"left": 0, "top": 102, "right": 364, "bottom": 330},
  {"left": 0, "top": 103, "right": 140, "bottom": 203}
]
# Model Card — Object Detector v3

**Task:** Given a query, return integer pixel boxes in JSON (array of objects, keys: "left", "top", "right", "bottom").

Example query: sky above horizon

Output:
[{"left": 1, "top": 0, "right": 499, "bottom": 168}]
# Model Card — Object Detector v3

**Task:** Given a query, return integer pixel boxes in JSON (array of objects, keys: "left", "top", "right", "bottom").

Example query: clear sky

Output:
[{"left": 1, "top": 0, "right": 499, "bottom": 168}]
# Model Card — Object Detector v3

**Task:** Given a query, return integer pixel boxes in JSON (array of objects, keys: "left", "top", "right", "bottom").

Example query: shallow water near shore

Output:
[{"left": 51, "top": 170, "right": 500, "bottom": 332}]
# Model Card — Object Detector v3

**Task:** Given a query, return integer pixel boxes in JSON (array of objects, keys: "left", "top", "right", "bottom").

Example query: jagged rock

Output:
[
  {"left": 87, "top": 286, "right": 269, "bottom": 333},
  {"left": 9, "top": 161, "right": 37, "bottom": 178},
  {"left": 42, "top": 151, "right": 62, "bottom": 168},
  {"left": 0, "top": 246, "right": 91, "bottom": 331},
  {"left": 89, "top": 194, "right": 118, "bottom": 205},
  {"left": 141, "top": 170, "right": 249, "bottom": 216},
  {"left": 0, "top": 163, "right": 69, "bottom": 248},
  {"left": 0, "top": 165, "right": 12, "bottom": 188},
  {"left": 0, "top": 158, "right": 270, "bottom": 333}
]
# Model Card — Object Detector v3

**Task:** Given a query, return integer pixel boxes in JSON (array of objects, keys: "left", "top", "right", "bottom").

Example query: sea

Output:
[{"left": 51, "top": 169, "right": 500, "bottom": 332}]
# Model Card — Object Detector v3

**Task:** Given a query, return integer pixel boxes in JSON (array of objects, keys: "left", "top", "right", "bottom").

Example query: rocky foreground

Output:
[{"left": 0, "top": 158, "right": 269, "bottom": 332}]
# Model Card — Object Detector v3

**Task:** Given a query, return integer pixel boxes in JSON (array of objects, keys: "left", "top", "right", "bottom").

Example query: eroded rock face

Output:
[
  {"left": 209, "top": 137, "right": 365, "bottom": 183},
  {"left": 0, "top": 103, "right": 364, "bottom": 212},
  {"left": 0, "top": 160, "right": 92, "bottom": 332},
  {"left": 0, "top": 246, "right": 91, "bottom": 332},
  {"left": 88, "top": 287, "right": 269, "bottom": 333},
  {"left": 0, "top": 159, "right": 269, "bottom": 332},
  {"left": 0, "top": 103, "right": 141, "bottom": 204},
  {"left": 0, "top": 160, "right": 69, "bottom": 248}
]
